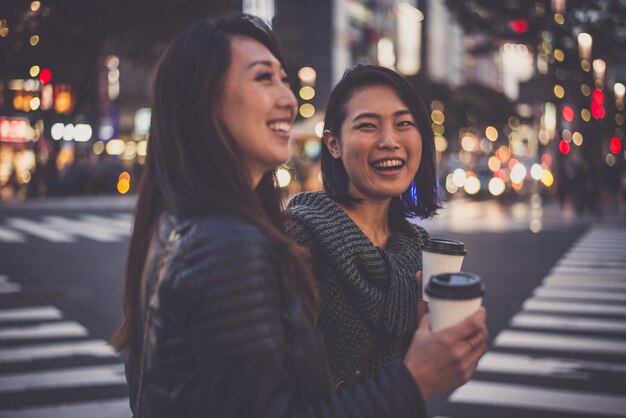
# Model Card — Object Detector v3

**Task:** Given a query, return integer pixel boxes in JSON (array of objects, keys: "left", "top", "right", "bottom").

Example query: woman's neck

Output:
[{"left": 340, "top": 198, "right": 392, "bottom": 248}]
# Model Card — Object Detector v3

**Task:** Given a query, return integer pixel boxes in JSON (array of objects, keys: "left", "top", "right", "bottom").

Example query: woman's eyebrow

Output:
[{"left": 352, "top": 109, "right": 412, "bottom": 122}]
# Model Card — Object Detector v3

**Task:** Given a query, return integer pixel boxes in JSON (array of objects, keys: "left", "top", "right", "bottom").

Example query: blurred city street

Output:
[
  {"left": 0, "top": 195, "right": 624, "bottom": 417},
  {"left": 1, "top": 0, "right": 626, "bottom": 416}
]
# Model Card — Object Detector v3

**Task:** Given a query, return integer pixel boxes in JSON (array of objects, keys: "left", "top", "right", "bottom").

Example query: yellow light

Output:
[
  {"left": 137, "top": 140, "right": 148, "bottom": 157},
  {"left": 606, "top": 153, "right": 616, "bottom": 167},
  {"left": 29, "top": 65, "right": 40, "bottom": 77},
  {"left": 581, "top": 109, "right": 591, "bottom": 122},
  {"left": 488, "top": 177, "right": 505, "bottom": 196},
  {"left": 298, "top": 67, "right": 316, "bottom": 84},
  {"left": 119, "top": 171, "right": 131, "bottom": 182},
  {"left": 488, "top": 156, "right": 501, "bottom": 172},
  {"left": 461, "top": 135, "right": 477, "bottom": 152},
  {"left": 616, "top": 114, "right": 624, "bottom": 126},
  {"left": 29, "top": 97, "right": 40, "bottom": 111},
  {"left": 106, "top": 139, "right": 126, "bottom": 155},
  {"left": 431, "top": 110, "right": 445, "bottom": 124},
  {"left": 29, "top": 35, "right": 39, "bottom": 46},
  {"left": 510, "top": 163, "right": 527, "bottom": 184},
  {"left": 581, "top": 60, "right": 591, "bottom": 72},
  {"left": 434, "top": 136, "right": 448, "bottom": 152},
  {"left": 299, "top": 103, "right": 315, "bottom": 118},
  {"left": 541, "top": 169, "right": 554, "bottom": 187},
  {"left": 572, "top": 132, "right": 583, "bottom": 146},
  {"left": 13, "top": 95, "right": 22, "bottom": 110},
  {"left": 314, "top": 122, "right": 324, "bottom": 138},
  {"left": 299, "top": 86, "right": 315, "bottom": 100},
  {"left": 530, "top": 164, "right": 543, "bottom": 180},
  {"left": 30, "top": 1, "right": 41, "bottom": 12},
  {"left": 0, "top": 27, "right": 8, "bottom": 38},
  {"left": 117, "top": 178, "right": 130, "bottom": 194},
  {"left": 554, "top": 13, "right": 564, "bottom": 24},
  {"left": 464, "top": 176, "right": 481, "bottom": 195},
  {"left": 452, "top": 168, "right": 466, "bottom": 188},
  {"left": 581, "top": 84, "right": 591, "bottom": 96},
  {"left": 485, "top": 126, "right": 498, "bottom": 141},
  {"left": 432, "top": 123, "right": 444, "bottom": 135},
  {"left": 445, "top": 174, "right": 459, "bottom": 194},
  {"left": 553, "top": 85, "right": 565, "bottom": 99},
  {"left": 276, "top": 168, "right": 291, "bottom": 188},
  {"left": 554, "top": 49, "right": 564, "bottom": 62},
  {"left": 93, "top": 141, "right": 104, "bottom": 155}
]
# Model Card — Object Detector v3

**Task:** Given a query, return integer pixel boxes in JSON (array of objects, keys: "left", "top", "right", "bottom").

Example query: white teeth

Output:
[
  {"left": 372, "top": 159, "right": 404, "bottom": 168},
  {"left": 268, "top": 121, "right": 291, "bottom": 133}
]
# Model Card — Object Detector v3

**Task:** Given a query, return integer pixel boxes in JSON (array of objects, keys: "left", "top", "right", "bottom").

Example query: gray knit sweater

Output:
[{"left": 286, "top": 191, "right": 430, "bottom": 384}]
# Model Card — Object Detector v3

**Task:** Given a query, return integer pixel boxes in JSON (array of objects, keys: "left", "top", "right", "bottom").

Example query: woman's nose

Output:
[
  {"left": 277, "top": 83, "right": 297, "bottom": 110},
  {"left": 377, "top": 127, "right": 401, "bottom": 149}
]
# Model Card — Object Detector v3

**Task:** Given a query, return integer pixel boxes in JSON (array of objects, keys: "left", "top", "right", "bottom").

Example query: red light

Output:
[
  {"left": 610, "top": 137, "right": 622, "bottom": 154},
  {"left": 591, "top": 102, "right": 606, "bottom": 119},
  {"left": 509, "top": 19, "right": 529, "bottom": 34},
  {"left": 559, "top": 140, "right": 571, "bottom": 154},
  {"left": 562, "top": 106, "right": 574, "bottom": 122},
  {"left": 39, "top": 68, "right": 52, "bottom": 84},
  {"left": 541, "top": 153, "right": 553, "bottom": 166},
  {"left": 592, "top": 89, "right": 604, "bottom": 104}
]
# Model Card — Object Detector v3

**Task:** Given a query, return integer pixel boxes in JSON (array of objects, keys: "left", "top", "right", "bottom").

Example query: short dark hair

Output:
[{"left": 321, "top": 64, "right": 440, "bottom": 219}]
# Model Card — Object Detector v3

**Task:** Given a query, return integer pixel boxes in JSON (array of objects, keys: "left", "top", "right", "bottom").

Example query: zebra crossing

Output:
[
  {"left": 442, "top": 224, "right": 626, "bottom": 418},
  {"left": 0, "top": 214, "right": 132, "bottom": 243},
  {"left": 0, "top": 275, "right": 130, "bottom": 417}
]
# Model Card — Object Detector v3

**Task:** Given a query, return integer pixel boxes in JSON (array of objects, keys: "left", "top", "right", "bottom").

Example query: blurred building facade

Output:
[{"left": 0, "top": 0, "right": 624, "bottom": 215}]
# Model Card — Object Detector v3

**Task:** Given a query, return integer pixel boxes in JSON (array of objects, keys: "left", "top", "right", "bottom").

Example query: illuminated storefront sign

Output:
[{"left": 0, "top": 117, "right": 29, "bottom": 143}]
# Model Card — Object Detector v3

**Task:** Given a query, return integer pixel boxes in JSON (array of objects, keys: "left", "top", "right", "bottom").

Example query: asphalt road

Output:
[{"left": 0, "top": 195, "right": 624, "bottom": 418}]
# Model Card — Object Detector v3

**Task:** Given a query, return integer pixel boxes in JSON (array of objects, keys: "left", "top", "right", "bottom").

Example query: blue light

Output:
[{"left": 409, "top": 182, "right": 418, "bottom": 203}]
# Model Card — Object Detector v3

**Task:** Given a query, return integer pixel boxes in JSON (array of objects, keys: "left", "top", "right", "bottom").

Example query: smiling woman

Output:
[
  {"left": 218, "top": 35, "right": 296, "bottom": 187},
  {"left": 287, "top": 65, "right": 486, "bottom": 392}
]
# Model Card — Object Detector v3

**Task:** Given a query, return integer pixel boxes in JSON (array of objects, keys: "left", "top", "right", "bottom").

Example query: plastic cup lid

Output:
[
  {"left": 423, "top": 238, "right": 467, "bottom": 256},
  {"left": 425, "top": 272, "right": 485, "bottom": 300}
]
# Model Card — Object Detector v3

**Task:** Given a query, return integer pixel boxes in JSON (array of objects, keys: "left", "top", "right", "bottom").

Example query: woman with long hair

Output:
[
  {"left": 287, "top": 64, "right": 486, "bottom": 388},
  {"left": 113, "top": 14, "right": 487, "bottom": 418}
]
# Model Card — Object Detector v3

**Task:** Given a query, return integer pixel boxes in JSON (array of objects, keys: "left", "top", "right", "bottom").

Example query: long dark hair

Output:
[
  {"left": 321, "top": 64, "right": 440, "bottom": 219},
  {"left": 111, "top": 13, "right": 318, "bottom": 352}
]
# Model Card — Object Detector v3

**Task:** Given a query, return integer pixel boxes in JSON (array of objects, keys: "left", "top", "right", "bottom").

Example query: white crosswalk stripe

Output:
[
  {"left": 0, "top": 213, "right": 132, "bottom": 243},
  {"left": 0, "top": 398, "right": 131, "bottom": 418},
  {"left": 448, "top": 225, "right": 626, "bottom": 417},
  {"left": 0, "top": 276, "right": 130, "bottom": 417},
  {"left": 451, "top": 381, "right": 626, "bottom": 417}
]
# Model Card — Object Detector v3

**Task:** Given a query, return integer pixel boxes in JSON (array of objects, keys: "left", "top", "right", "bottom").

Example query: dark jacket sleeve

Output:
[{"left": 173, "top": 219, "right": 427, "bottom": 418}]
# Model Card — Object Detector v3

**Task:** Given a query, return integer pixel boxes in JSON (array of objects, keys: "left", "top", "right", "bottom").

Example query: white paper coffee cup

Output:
[
  {"left": 425, "top": 272, "right": 485, "bottom": 332},
  {"left": 421, "top": 238, "right": 466, "bottom": 302}
]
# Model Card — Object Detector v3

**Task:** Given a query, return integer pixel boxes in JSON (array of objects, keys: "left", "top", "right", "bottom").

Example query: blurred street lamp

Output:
[
  {"left": 551, "top": 0, "right": 566, "bottom": 14},
  {"left": 396, "top": 2, "right": 423, "bottom": 76},
  {"left": 592, "top": 59, "right": 606, "bottom": 83},
  {"left": 577, "top": 33, "right": 592, "bottom": 61},
  {"left": 614, "top": 83, "right": 625, "bottom": 102}
]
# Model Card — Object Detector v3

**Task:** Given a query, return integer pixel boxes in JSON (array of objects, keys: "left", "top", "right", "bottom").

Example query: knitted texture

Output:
[{"left": 286, "top": 191, "right": 430, "bottom": 383}]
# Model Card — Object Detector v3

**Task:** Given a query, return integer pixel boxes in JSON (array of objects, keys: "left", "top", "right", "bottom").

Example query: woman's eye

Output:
[
  {"left": 255, "top": 72, "right": 273, "bottom": 82},
  {"left": 357, "top": 123, "right": 376, "bottom": 129},
  {"left": 398, "top": 120, "right": 415, "bottom": 127}
]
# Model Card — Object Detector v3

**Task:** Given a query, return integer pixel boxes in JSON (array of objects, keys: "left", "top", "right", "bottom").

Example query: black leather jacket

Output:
[{"left": 124, "top": 213, "right": 427, "bottom": 418}]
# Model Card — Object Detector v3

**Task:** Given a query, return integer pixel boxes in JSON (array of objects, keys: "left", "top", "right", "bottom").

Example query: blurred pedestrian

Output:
[
  {"left": 287, "top": 65, "right": 487, "bottom": 389},
  {"left": 112, "top": 15, "right": 487, "bottom": 418}
]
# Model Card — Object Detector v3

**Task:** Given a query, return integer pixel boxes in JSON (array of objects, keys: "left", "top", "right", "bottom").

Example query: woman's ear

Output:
[{"left": 323, "top": 130, "right": 341, "bottom": 159}]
